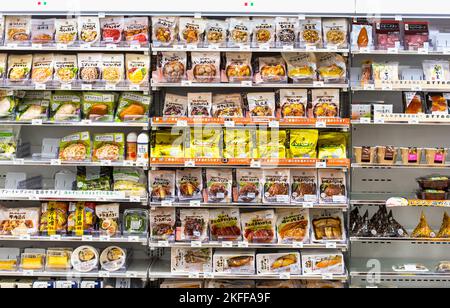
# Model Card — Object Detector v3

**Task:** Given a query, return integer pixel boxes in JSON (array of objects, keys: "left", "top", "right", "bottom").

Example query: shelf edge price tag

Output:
[
  {"left": 191, "top": 241, "right": 202, "bottom": 247},
  {"left": 105, "top": 84, "right": 116, "bottom": 91},
  {"left": 82, "top": 235, "right": 93, "bottom": 242},
  {"left": 238, "top": 241, "right": 249, "bottom": 248},
  {"left": 303, "top": 202, "right": 314, "bottom": 209},
  {"left": 126, "top": 272, "right": 138, "bottom": 278},
  {"left": 13, "top": 158, "right": 24, "bottom": 165},
  {"left": 23, "top": 270, "right": 34, "bottom": 276},
  {"left": 158, "top": 240, "right": 170, "bottom": 247},
  {"left": 363, "top": 84, "right": 375, "bottom": 91},
  {"left": 316, "top": 161, "right": 327, "bottom": 168},
  {"left": 408, "top": 118, "right": 420, "bottom": 124},
  {"left": 188, "top": 272, "right": 200, "bottom": 279},
  {"left": 50, "top": 235, "right": 62, "bottom": 241},
  {"left": 387, "top": 47, "right": 399, "bottom": 54},
  {"left": 325, "top": 242, "right": 337, "bottom": 249},
  {"left": 190, "top": 200, "right": 201, "bottom": 207},
  {"left": 32, "top": 119, "right": 43, "bottom": 125},
  {"left": 241, "top": 80, "right": 253, "bottom": 87},
  {"left": 161, "top": 200, "right": 173, "bottom": 207},
  {"left": 203, "top": 272, "right": 214, "bottom": 279},
  {"left": 19, "top": 235, "right": 31, "bottom": 241},
  {"left": 250, "top": 160, "right": 261, "bottom": 168},
  {"left": 99, "top": 235, "right": 111, "bottom": 242},
  {"left": 56, "top": 43, "right": 68, "bottom": 50},
  {"left": 61, "top": 84, "right": 72, "bottom": 90},
  {"left": 184, "top": 160, "right": 196, "bottom": 167},
  {"left": 381, "top": 84, "right": 393, "bottom": 91},
  {"left": 176, "top": 120, "right": 188, "bottom": 127},
  {"left": 100, "top": 160, "right": 112, "bottom": 166},
  {"left": 315, "top": 120, "right": 326, "bottom": 128},
  {"left": 292, "top": 241, "right": 304, "bottom": 248},
  {"left": 129, "top": 84, "right": 140, "bottom": 91},
  {"left": 269, "top": 120, "right": 279, "bottom": 128},
  {"left": 418, "top": 47, "right": 429, "bottom": 54},
  {"left": 35, "top": 83, "right": 46, "bottom": 90},
  {"left": 122, "top": 160, "right": 134, "bottom": 166},
  {"left": 322, "top": 273, "right": 334, "bottom": 280},
  {"left": 359, "top": 117, "right": 371, "bottom": 124},
  {"left": 279, "top": 273, "right": 291, "bottom": 280},
  {"left": 129, "top": 196, "right": 141, "bottom": 202},
  {"left": 81, "top": 84, "right": 92, "bottom": 91},
  {"left": 221, "top": 241, "right": 233, "bottom": 248},
  {"left": 282, "top": 45, "right": 294, "bottom": 51},
  {"left": 128, "top": 236, "right": 140, "bottom": 242},
  {"left": 313, "top": 81, "right": 325, "bottom": 87},
  {"left": 374, "top": 118, "right": 385, "bottom": 124},
  {"left": 224, "top": 120, "right": 235, "bottom": 128},
  {"left": 99, "top": 271, "right": 111, "bottom": 278},
  {"left": 51, "top": 159, "right": 62, "bottom": 166},
  {"left": 106, "top": 44, "right": 117, "bottom": 50},
  {"left": 181, "top": 80, "right": 192, "bottom": 87}
]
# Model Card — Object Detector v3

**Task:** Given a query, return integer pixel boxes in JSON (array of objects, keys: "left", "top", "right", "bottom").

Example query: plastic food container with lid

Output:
[
  {"left": 353, "top": 146, "right": 376, "bottom": 164},
  {"left": 71, "top": 246, "right": 99, "bottom": 273},
  {"left": 417, "top": 176, "right": 450, "bottom": 191},
  {"left": 100, "top": 246, "right": 127, "bottom": 272}
]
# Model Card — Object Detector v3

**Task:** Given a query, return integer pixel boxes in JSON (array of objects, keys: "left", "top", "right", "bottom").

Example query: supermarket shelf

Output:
[
  {"left": 350, "top": 194, "right": 450, "bottom": 208},
  {"left": 0, "top": 120, "right": 149, "bottom": 128},
  {"left": 351, "top": 49, "right": 450, "bottom": 56},
  {"left": 351, "top": 237, "right": 450, "bottom": 244},
  {"left": 151, "top": 81, "right": 349, "bottom": 90},
  {"left": 0, "top": 82, "right": 149, "bottom": 92},
  {"left": 149, "top": 260, "right": 348, "bottom": 281},
  {"left": 151, "top": 117, "right": 350, "bottom": 129},
  {"left": 150, "top": 158, "right": 350, "bottom": 169},
  {"left": 0, "top": 235, "right": 148, "bottom": 245},
  {"left": 350, "top": 193, "right": 403, "bottom": 205},
  {"left": 2, "top": 158, "right": 149, "bottom": 168},
  {"left": 149, "top": 202, "right": 349, "bottom": 210},
  {"left": 352, "top": 163, "right": 450, "bottom": 169},
  {"left": 151, "top": 45, "right": 350, "bottom": 53},
  {"left": 149, "top": 241, "right": 348, "bottom": 250},
  {"left": 352, "top": 114, "right": 450, "bottom": 125},
  {"left": 0, "top": 260, "right": 149, "bottom": 279},
  {"left": 0, "top": 44, "right": 149, "bottom": 52},
  {"left": 351, "top": 84, "right": 450, "bottom": 92}
]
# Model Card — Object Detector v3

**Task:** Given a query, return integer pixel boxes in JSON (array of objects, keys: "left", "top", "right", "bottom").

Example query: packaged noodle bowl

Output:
[
  {"left": 31, "top": 19, "right": 55, "bottom": 44},
  {"left": 212, "top": 94, "right": 243, "bottom": 118},
  {"left": 78, "top": 53, "right": 102, "bottom": 83},
  {"left": 163, "top": 93, "right": 188, "bottom": 117},
  {"left": 5, "top": 16, "right": 31, "bottom": 44},
  {"left": 54, "top": 54, "right": 78, "bottom": 84},
  {"left": 206, "top": 169, "right": 233, "bottom": 203},
  {"left": 276, "top": 208, "right": 310, "bottom": 243},
  {"left": 115, "top": 92, "right": 150, "bottom": 122},
  {"left": 78, "top": 16, "right": 100, "bottom": 45},
  {"left": 161, "top": 52, "right": 187, "bottom": 83},
  {"left": 100, "top": 16, "right": 124, "bottom": 44},
  {"left": 275, "top": 17, "right": 298, "bottom": 47},
  {"left": 223, "top": 129, "right": 252, "bottom": 159},
  {"left": 124, "top": 17, "right": 149, "bottom": 44},
  {"left": 93, "top": 133, "right": 125, "bottom": 161},
  {"left": 289, "top": 129, "right": 319, "bottom": 158},
  {"left": 39, "top": 202, "right": 69, "bottom": 235},
  {"left": 149, "top": 170, "right": 176, "bottom": 202},
  {"left": 191, "top": 52, "right": 220, "bottom": 83},
  {"left": 102, "top": 53, "right": 124, "bottom": 85},
  {"left": 7, "top": 54, "right": 32, "bottom": 82},
  {"left": 322, "top": 18, "right": 348, "bottom": 48},
  {"left": 176, "top": 169, "right": 203, "bottom": 201},
  {"left": 318, "top": 132, "right": 347, "bottom": 159},
  {"left": 282, "top": 52, "right": 317, "bottom": 82},
  {"left": 152, "top": 129, "right": 184, "bottom": 158},
  {"left": 228, "top": 17, "right": 252, "bottom": 47},
  {"left": 50, "top": 91, "right": 81, "bottom": 122},
  {"left": 247, "top": 92, "right": 276, "bottom": 118},
  {"left": 189, "top": 127, "right": 221, "bottom": 159},
  {"left": 236, "top": 169, "right": 263, "bottom": 203},
  {"left": 188, "top": 93, "right": 212, "bottom": 117},
  {"left": 299, "top": 18, "right": 322, "bottom": 48},
  {"left": 291, "top": 169, "right": 318, "bottom": 203},
  {"left": 126, "top": 53, "right": 150, "bottom": 85},
  {"left": 205, "top": 20, "right": 227, "bottom": 46},
  {"left": 317, "top": 53, "right": 346, "bottom": 83},
  {"left": 59, "top": 131, "right": 91, "bottom": 161},
  {"left": 152, "top": 16, "right": 179, "bottom": 47},
  {"left": 280, "top": 89, "right": 308, "bottom": 118},
  {"left": 68, "top": 202, "right": 96, "bottom": 236},
  {"left": 252, "top": 18, "right": 276, "bottom": 46},
  {"left": 311, "top": 89, "right": 340, "bottom": 118},
  {"left": 82, "top": 92, "right": 116, "bottom": 121},
  {"left": 31, "top": 53, "right": 54, "bottom": 84},
  {"left": 263, "top": 169, "right": 290, "bottom": 204},
  {"left": 55, "top": 19, "right": 78, "bottom": 45},
  {"left": 179, "top": 17, "right": 206, "bottom": 45}
]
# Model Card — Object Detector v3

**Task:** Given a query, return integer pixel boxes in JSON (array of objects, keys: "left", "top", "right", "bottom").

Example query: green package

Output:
[
  {"left": 0, "top": 131, "right": 16, "bottom": 160},
  {"left": 289, "top": 129, "right": 319, "bottom": 158},
  {"left": 318, "top": 132, "right": 347, "bottom": 159},
  {"left": 59, "top": 131, "right": 91, "bottom": 161},
  {"left": 76, "top": 166, "right": 112, "bottom": 191},
  {"left": 92, "top": 133, "right": 125, "bottom": 162},
  {"left": 82, "top": 92, "right": 116, "bottom": 121},
  {"left": 115, "top": 92, "right": 150, "bottom": 122},
  {"left": 50, "top": 91, "right": 82, "bottom": 122},
  {"left": 0, "top": 96, "right": 19, "bottom": 119}
]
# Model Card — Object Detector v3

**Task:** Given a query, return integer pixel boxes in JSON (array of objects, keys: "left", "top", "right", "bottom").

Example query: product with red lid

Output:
[
  {"left": 376, "top": 20, "right": 401, "bottom": 50},
  {"left": 404, "top": 21, "right": 429, "bottom": 51}
]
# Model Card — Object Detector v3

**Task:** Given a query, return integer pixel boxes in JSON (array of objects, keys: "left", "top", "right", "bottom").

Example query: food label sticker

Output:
[
  {"left": 106, "top": 44, "right": 117, "bottom": 50},
  {"left": 19, "top": 234, "right": 31, "bottom": 240},
  {"left": 322, "top": 273, "right": 334, "bottom": 280},
  {"left": 298, "top": 14, "right": 306, "bottom": 20},
  {"left": 81, "top": 84, "right": 93, "bottom": 91},
  {"left": 221, "top": 241, "right": 233, "bottom": 248},
  {"left": 238, "top": 241, "right": 249, "bottom": 248},
  {"left": 82, "top": 235, "right": 93, "bottom": 242},
  {"left": 32, "top": 43, "right": 42, "bottom": 49},
  {"left": 50, "top": 159, "right": 61, "bottom": 165},
  {"left": 313, "top": 81, "right": 325, "bottom": 87},
  {"left": 35, "top": 83, "right": 46, "bottom": 90},
  {"left": 444, "top": 48, "right": 450, "bottom": 55},
  {"left": 81, "top": 43, "right": 91, "bottom": 49},
  {"left": 374, "top": 118, "right": 385, "bottom": 124},
  {"left": 269, "top": 120, "right": 280, "bottom": 128},
  {"left": 128, "top": 236, "right": 140, "bottom": 242},
  {"left": 181, "top": 80, "right": 192, "bottom": 87},
  {"left": 99, "top": 271, "right": 111, "bottom": 278},
  {"left": 327, "top": 45, "right": 339, "bottom": 51},
  {"left": 259, "top": 44, "right": 271, "bottom": 51},
  {"left": 32, "top": 119, "right": 43, "bottom": 125},
  {"left": 99, "top": 235, "right": 111, "bottom": 242},
  {"left": 23, "top": 270, "right": 34, "bottom": 276},
  {"left": 381, "top": 84, "right": 393, "bottom": 91},
  {"left": 61, "top": 84, "right": 72, "bottom": 90},
  {"left": 411, "top": 85, "right": 422, "bottom": 91},
  {"left": 408, "top": 118, "right": 420, "bottom": 124},
  {"left": 177, "top": 120, "right": 188, "bottom": 127},
  {"left": 316, "top": 161, "right": 327, "bottom": 168},
  {"left": 188, "top": 272, "right": 200, "bottom": 279},
  {"left": 250, "top": 160, "right": 261, "bottom": 168},
  {"left": 100, "top": 160, "right": 112, "bottom": 166},
  {"left": 239, "top": 45, "right": 251, "bottom": 51},
  {"left": 185, "top": 160, "right": 196, "bottom": 167},
  {"left": 316, "top": 121, "right": 327, "bottom": 128},
  {"left": 173, "top": 45, "right": 185, "bottom": 50},
  {"left": 360, "top": 117, "right": 371, "bottom": 124},
  {"left": 304, "top": 195, "right": 317, "bottom": 202},
  {"left": 325, "top": 242, "right": 337, "bottom": 249},
  {"left": 29, "top": 195, "right": 39, "bottom": 201},
  {"left": 280, "top": 273, "right": 291, "bottom": 279},
  {"left": 13, "top": 158, "right": 24, "bottom": 165},
  {"left": 203, "top": 272, "right": 214, "bottom": 279},
  {"left": 158, "top": 240, "right": 170, "bottom": 247},
  {"left": 283, "top": 45, "right": 294, "bottom": 51},
  {"left": 186, "top": 45, "right": 198, "bottom": 51},
  {"left": 395, "top": 15, "right": 403, "bottom": 21},
  {"left": 191, "top": 241, "right": 202, "bottom": 247},
  {"left": 129, "top": 196, "right": 141, "bottom": 202},
  {"left": 292, "top": 241, "right": 304, "bottom": 248},
  {"left": 332, "top": 195, "right": 347, "bottom": 203},
  {"left": 130, "top": 84, "right": 140, "bottom": 91},
  {"left": 241, "top": 80, "right": 253, "bottom": 87},
  {"left": 306, "top": 45, "right": 317, "bottom": 51},
  {"left": 190, "top": 200, "right": 201, "bottom": 207},
  {"left": 358, "top": 47, "right": 370, "bottom": 53},
  {"left": 6, "top": 43, "right": 18, "bottom": 48},
  {"left": 161, "top": 200, "right": 173, "bottom": 207},
  {"left": 224, "top": 120, "right": 235, "bottom": 128},
  {"left": 98, "top": 12, "right": 106, "bottom": 18}
]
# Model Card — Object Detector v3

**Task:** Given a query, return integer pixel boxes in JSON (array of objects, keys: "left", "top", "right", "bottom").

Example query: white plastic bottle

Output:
[{"left": 137, "top": 132, "right": 149, "bottom": 161}]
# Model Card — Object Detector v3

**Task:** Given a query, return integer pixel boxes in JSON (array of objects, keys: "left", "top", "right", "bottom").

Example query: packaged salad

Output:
[
  {"left": 291, "top": 169, "right": 318, "bottom": 203},
  {"left": 76, "top": 166, "right": 112, "bottom": 191},
  {"left": 225, "top": 52, "right": 252, "bottom": 82},
  {"left": 50, "top": 91, "right": 82, "bottom": 122},
  {"left": 78, "top": 16, "right": 100, "bottom": 45},
  {"left": 0, "top": 54, "right": 7, "bottom": 79},
  {"left": 95, "top": 203, "right": 120, "bottom": 236},
  {"left": 289, "top": 129, "right": 319, "bottom": 158},
  {"left": 7, "top": 54, "right": 32, "bottom": 82},
  {"left": 275, "top": 17, "right": 298, "bottom": 47},
  {"left": 78, "top": 53, "right": 102, "bottom": 83},
  {"left": 228, "top": 18, "right": 252, "bottom": 47},
  {"left": 282, "top": 52, "right": 317, "bottom": 82},
  {"left": 299, "top": 18, "right": 322, "bottom": 48},
  {"left": 206, "top": 169, "right": 232, "bottom": 203},
  {"left": 205, "top": 20, "right": 227, "bottom": 46},
  {"left": 247, "top": 92, "right": 276, "bottom": 118},
  {"left": 55, "top": 19, "right": 78, "bottom": 45},
  {"left": 209, "top": 208, "right": 242, "bottom": 241},
  {"left": 31, "top": 53, "right": 54, "bottom": 84},
  {"left": 0, "top": 130, "right": 16, "bottom": 159},
  {"left": 113, "top": 168, "right": 147, "bottom": 197},
  {"left": 31, "top": 19, "right": 55, "bottom": 44},
  {"left": 241, "top": 210, "right": 277, "bottom": 243},
  {"left": 280, "top": 89, "right": 308, "bottom": 118},
  {"left": 81, "top": 92, "right": 116, "bottom": 121},
  {"left": 212, "top": 94, "right": 243, "bottom": 117},
  {"left": 236, "top": 169, "right": 262, "bottom": 203},
  {"left": 263, "top": 169, "right": 290, "bottom": 204},
  {"left": 124, "top": 17, "right": 149, "bottom": 44},
  {"left": 252, "top": 18, "right": 276, "bottom": 46},
  {"left": 150, "top": 208, "right": 175, "bottom": 241},
  {"left": 115, "top": 92, "right": 150, "bottom": 122},
  {"left": 100, "top": 16, "right": 124, "bottom": 44},
  {"left": 123, "top": 209, "right": 148, "bottom": 235},
  {"left": 311, "top": 89, "right": 340, "bottom": 118},
  {"left": 126, "top": 53, "right": 150, "bottom": 85},
  {"left": 0, "top": 95, "right": 18, "bottom": 119},
  {"left": 54, "top": 54, "right": 79, "bottom": 84},
  {"left": 163, "top": 93, "right": 187, "bottom": 117},
  {"left": 68, "top": 202, "right": 96, "bottom": 236},
  {"left": 102, "top": 53, "right": 124, "bottom": 85},
  {"left": 92, "top": 133, "right": 125, "bottom": 161},
  {"left": 59, "top": 131, "right": 91, "bottom": 161},
  {"left": 39, "top": 202, "right": 69, "bottom": 235},
  {"left": 5, "top": 16, "right": 31, "bottom": 44},
  {"left": 188, "top": 93, "right": 212, "bottom": 117},
  {"left": 191, "top": 52, "right": 220, "bottom": 83},
  {"left": 176, "top": 169, "right": 203, "bottom": 201},
  {"left": 149, "top": 170, "right": 176, "bottom": 202},
  {"left": 179, "top": 18, "right": 206, "bottom": 45},
  {"left": 152, "top": 16, "right": 179, "bottom": 46},
  {"left": 161, "top": 52, "right": 187, "bottom": 83}
]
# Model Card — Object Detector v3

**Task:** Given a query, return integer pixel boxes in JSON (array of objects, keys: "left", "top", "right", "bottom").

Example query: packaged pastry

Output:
[
  {"left": 179, "top": 18, "right": 206, "bottom": 45},
  {"left": 247, "top": 92, "right": 276, "bottom": 118},
  {"left": 0, "top": 130, "right": 16, "bottom": 159},
  {"left": 376, "top": 20, "right": 401, "bottom": 50},
  {"left": 179, "top": 209, "right": 209, "bottom": 242},
  {"left": 78, "top": 53, "right": 102, "bottom": 83},
  {"left": 171, "top": 248, "right": 212, "bottom": 273},
  {"left": 311, "top": 209, "right": 346, "bottom": 242},
  {"left": 92, "top": 133, "right": 124, "bottom": 161},
  {"left": 280, "top": 89, "right": 308, "bottom": 118},
  {"left": 400, "top": 147, "right": 423, "bottom": 164},
  {"left": 188, "top": 93, "right": 212, "bottom": 117},
  {"left": 152, "top": 16, "right": 179, "bottom": 46},
  {"left": 225, "top": 52, "right": 252, "bottom": 82},
  {"left": 301, "top": 251, "right": 345, "bottom": 275},
  {"left": 223, "top": 129, "right": 252, "bottom": 159},
  {"left": 191, "top": 52, "right": 220, "bottom": 83},
  {"left": 352, "top": 20, "right": 373, "bottom": 50},
  {"left": 163, "top": 93, "right": 188, "bottom": 117},
  {"left": 78, "top": 16, "right": 100, "bottom": 45},
  {"left": 404, "top": 21, "right": 429, "bottom": 51},
  {"left": 50, "top": 92, "right": 81, "bottom": 122},
  {"left": 212, "top": 94, "right": 243, "bottom": 117},
  {"left": 81, "top": 92, "right": 115, "bottom": 121},
  {"left": 318, "top": 170, "right": 347, "bottom": 204},
  {"left": 176, "top": 169, "right": 203, "bottom": 201},
  {"left": 161, "top": 51, "right": 187, "bottom": 83},
  {"left": 403, "top": 92, "right": 425, "bottom": 114},
  {"left": 258, "top": 56, "right": 287, "bottom": 83},
  {"left": 31, "top": 53, "right": 54, "bottom": 84},
  {"left": 282, "top": 52, "right": 317, "bottom": 82},
  {"left": 123, "top": 209, "right": 148, "bottom": 235},
  {"left": 124, "top": 17, "right": 149, "bottom": 44},
  {"left": 236, "top": 169, "right": 263, "bottom": 203},
  {"left": 126, "top": 53, "right": 150, "bottom": 85},
  {"left": 95, "top": 204, "right": 120, "bottom": 236},
  {"left": 46, "top": 248, "right": 72, "bottom": 271},
  {"left": 412, "top": 212, "right": 435, "bottom": 238},
  {"left": 67, "top": 202, "right": 96, "bottom": 236},
  {"left": 0, "top": 207, "right": 40, "bottom": 236},
  {"left": 150, "top": 208, "right": 176, "bottom": 241},
  {"left": 299, "top": 18, "right": 322, "bottom": 48},
  {"left": 39, "top": 202, "right": 69, "bottom": 235},
  {"left": 289, "top": 129, "right": 319, "bottom": 158},
  {"left": 317, "top": 53, "right": 346, "bottom": 83},
  {"left": 263, "top": 169, "right": 290, "bottom": 204},
  {"left": 209, "top": 208, "right": 242, "bottom": 241},
  {"left": 241, "top": 210, "right": 277, "bottom": 243},
  {"left": 59, "top": 131, "right": 91, "bottom": 161},
  {"left": 318, "top": 132, "right": 347, "bottom": 159},
  {"left": 112, "top": 168, "right": 147, "bottom": 197},
  {"left": 100, "top": 246, "right": 127, "bottom": 272},
  {"left": 213, "top": 250, "right": 255, "bottom": 274},
  {"left": 291, "top": 169, "right": 318, "bottom": 203},
  {"left": 205, "top": 20, "right": 228, "bottom": 46},
  {"left": 31, "top": 19, "right": 55, "bottom": 44},
  {"left": 228, "top": 17, "right": 252, "bottom": 47},
  {"left": 5, "top": 16, "right": 31, "bottom": 44},
  {"left": 21, "top": 249, "right": 46, "bottom": 271},
  {"left": 311, "top": 89, "right": 340, "bottom": 118},
  {"left": 275, "top": 17, "right": 298, "bottom": 46},
  {"left": 55, "top": 19, "right": 78, "bottom": 45},
  {"left": 206, "top": 169, "right": 232, "bottom": 203},
  {"left": 425, "top": 148, "right": 448, "bottom": 165},
  {"left": 76, "top": 166, "right": 111, "bottom": 191},
  {"left": 376, "top": 146, "right": 398, "bottom": 164},
  {"left": 322, "top": 18, "right": 348, "bottom": 48},
  {"left": 7, "top": 54, "right": 32, "bottom": 82},
  {"left": 102, "top": 53, "right": 124, "bottom": 85},
  {"left": 254, "top": 129, "right": 287, "bottom": 159},
  {"left": 276, "top": 208, "right": 310, "bottom": 243},
  {"left": 189, "top": 127, "right": 221, "bottom": 159},
  {"left": 252, "top": 18, "right": 276, "bottom": 46},
  {"left": 353, "top": 146, "right": 376, "bottom": 164},
  {"left": 100, "top": 16, "right": 124, "bottom": 44},
  {"left": 149, "top": 170, "right": 176, "bottom": 202},
  {"left": 71, "top": 246, "right": 99, "bottom": 273},
  {"left": 423, "top": 60, "right": 450, "bottom": 81},
  {"left": 115, "top": 92, "right": 150, "bottom": 122},
  {"left": 256, "top": 252, "right": 301, "bottom": 274},
  {"left": 427, "top": 93, "right": 450, "bottom": 114},
  {"left": 372, "top": 62, "right": 399, "bottom": 82},
  {"left": 152, "top": 129, "right": 184, "bottom": 158},
  {"left": 16, "top": 94, "right": 49, "bottom": 121}
]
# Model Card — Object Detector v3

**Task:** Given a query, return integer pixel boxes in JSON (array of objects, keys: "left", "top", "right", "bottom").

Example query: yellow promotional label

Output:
[
  {"left": 47, "top": 203, "right": 57, "bottom": 236},
  {"left": 75, "top": 203, "right": 84, "bottom": 236}
]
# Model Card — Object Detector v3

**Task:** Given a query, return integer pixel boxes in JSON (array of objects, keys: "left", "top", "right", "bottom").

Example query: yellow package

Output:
[
  {"left": 255, "top": 129, "right": 287, "bottom": 159},
  {"left": 189, "top": 128, "right": 221, "bottom": 158},
  {"left": 224, "top": 129, "right": 252, "bottom": 158},
  {"left": 289, "top": 129, "right": 319, "bottom": 158},
  {"left": 152, "top": 130, "right": 185, "bottom": 158},
  {"left": 318, "top": 132, "right": 347, "bottom": 159}
]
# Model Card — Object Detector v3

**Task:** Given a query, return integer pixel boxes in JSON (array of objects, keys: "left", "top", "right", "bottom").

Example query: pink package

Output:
[
  {"left": 376, "top": 20, "right": 401, "bottom": 50},
  {"left": 404, "top": 21, "right": 429, "bottom": 51}
]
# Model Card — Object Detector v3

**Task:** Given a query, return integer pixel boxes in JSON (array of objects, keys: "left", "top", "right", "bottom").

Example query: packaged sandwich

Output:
[
  {"left": 205, "top": 169, "right": 232, "bottom": 203},
  {"left": 212, "top": 94, "right": 243, "bottom": 118},
  {"left": 241, "top": 210, "right": 277, "bottom": 243},
  {"left": 179, "top": 18, "right": 206, "bottom": 45},
  {"left": 55, "top": 19, "right": 78, "bottom": 45},
  {"left": 161, "top": 52, "right": 187, "bottom": 83},
  {"left": 209, "top": 208, "right": 242, "bottom": 241},
  {"left": 163, "top": 93, "right": 188, "bottom": 117},
  {"left": 92, "top": 133, "right": 125, "bottom": 162},
  {"left": 150, "top": 208, "right": 176, "bottom": 241},
  {"left": 280, "top": 89, "right": 308, "bottom": 118},
  {"left": 263, "top": 169, "right": 290, "bottom": 204},
  {"left": 152, "top": 16, "right": 179, "bottom": 47},
  {"left": 213, "top": 250, "right": 255, "bottom": 274},
  {"left": 318, "top": 169, "right": 347, "bottom": 204},
  {"left": 291, "top": 169, "right": 318, "bottom": 203},
  {"left": 247, "top": 92, "right": 276, "bottom": 118},
  {"left": 149, "top": 170, "right": 176, "bottom": 202},
  {"left": 225, "top": 52, "right": 252, "bottom": 82},
  {"left": 311, "top": 209, "right": 346, "bottom": 242},
  {"left": 191, "top": 52, "right": 220, "bottom": 83},
  {"left": 176, "top": 169, "right": 203, "bottom": 201},
  {"left": 276, "top": 208, "right": 310, "bottom": 243},
  {"left": 289, "top": 129, "right": 319, "bottom": 158},
  {"left": 236, "top": 169, "right": 263, "bottom": 203},
  {"left": 311, "top": 89, "right": 340, "bottom": 118},
  {"left": 256, "top": 252, "right": 301, "bottom": 274},
  {"left": 179, "top": 209, "right": 209, "bottom": 242},
  {"left": 299, "top": 18, "right": 322, "bottom": 48},
  {"left": 188, "top": 93, "right": 212, "bottom": 117}
]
